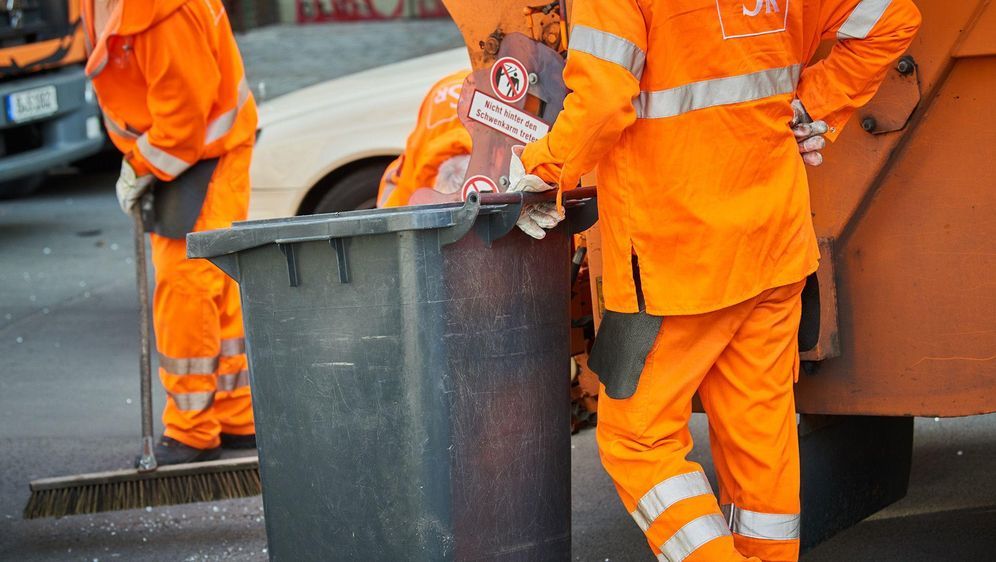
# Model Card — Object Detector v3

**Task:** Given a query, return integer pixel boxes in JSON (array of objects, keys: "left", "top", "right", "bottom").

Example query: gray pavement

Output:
[
  {"left": 236, "top": 20, "right": 465, "bottom": 101},
  {"left": 1, "top": 174, "right": 994, "bottom": 562}
]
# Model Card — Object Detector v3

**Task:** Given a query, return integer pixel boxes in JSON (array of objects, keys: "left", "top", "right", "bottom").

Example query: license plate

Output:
[{"left": 6, "top": 85, "right": 59, "bottom": 123}]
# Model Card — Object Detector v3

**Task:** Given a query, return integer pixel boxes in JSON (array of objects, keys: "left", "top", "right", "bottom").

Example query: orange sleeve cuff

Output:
[
  {"left": 126, "top": 153, "right": 155, "bottom": 178},
  {"left": 521, "top": 139, "right": 564, "bottom": 187},
  {"left": 797, "top": 65, "right": 851, "bottom": 143}
]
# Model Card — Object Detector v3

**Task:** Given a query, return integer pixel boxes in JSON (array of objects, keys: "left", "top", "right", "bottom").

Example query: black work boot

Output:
[
  {"left": 220, "top": 433, "right": 257, "bottom": 449},
  {"left": 136, "top": 436, "right": 222, "bottom": 467}
]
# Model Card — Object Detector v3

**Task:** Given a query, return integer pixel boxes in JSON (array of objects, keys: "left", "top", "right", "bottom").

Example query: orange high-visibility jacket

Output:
[
  {"left": 82, "top": 0, "right": 257, "bottom": 181},
  {"left": 522, "top": 0, "right": 921, "bottom": 316},
  {"left": 378, "top": 70, "right": 473, "bottom": 208}
]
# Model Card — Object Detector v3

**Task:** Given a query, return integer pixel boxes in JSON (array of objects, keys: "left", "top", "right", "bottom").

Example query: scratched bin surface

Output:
[{"left": 187, "top": 200, "right": 577, "bottom": 561}]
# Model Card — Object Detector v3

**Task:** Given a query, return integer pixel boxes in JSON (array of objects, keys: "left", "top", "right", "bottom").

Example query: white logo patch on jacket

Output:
[{"left": 716, "top": 0, "right": 790, "bottom": 39}]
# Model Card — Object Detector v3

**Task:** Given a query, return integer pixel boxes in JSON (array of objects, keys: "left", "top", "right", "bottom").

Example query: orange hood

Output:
[
  {"left": 117, "top": 0, "right": 190, "bottom": 35},
  {"left": 84, "top": 0, "right": 190, "bottom": 76}
]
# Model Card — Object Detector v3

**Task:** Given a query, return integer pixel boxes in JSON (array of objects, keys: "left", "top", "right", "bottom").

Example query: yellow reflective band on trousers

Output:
[
  {"left": 722, "top": 504, "right": 801, "bottom": 541},
  {"left": 569, "top": 25, "right": 645, "bottom": 79},
  {"left": 168, "top": 390, "right": 215, "bottom": 412},
  {"left": 657, "top": 514, "right": 731, "bottom": 562},
  {"left": 635, "top": 64, "right": 801, "bottom": 120},
  {"left": 631, "top": 471, "right": 714, "bottom": 532},
  {"left": 838, "top": 0, "right": 893, "bottom": 40},
  {"left": 220, "top": 337, "right": 246, "bottom": 357},
  {"left": 217, "top": 369, "right": 250, "bottom": 393},
  {"left": 159, "top": 354, "right": 219, "bottom": 376},
  {"left": 158, "top": 337, "right": 245, "bottom": 376}
]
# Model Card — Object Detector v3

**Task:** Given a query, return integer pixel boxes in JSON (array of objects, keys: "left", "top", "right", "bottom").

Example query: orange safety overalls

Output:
[
  {"left": 522, "top": 0, "right": 921, "bottom": 560},
  {"left": 377, "top": 69, "right": 473, "bottom": 208},
  {"left": 83, "top": 0, "right": 258, "bottom": 449}
]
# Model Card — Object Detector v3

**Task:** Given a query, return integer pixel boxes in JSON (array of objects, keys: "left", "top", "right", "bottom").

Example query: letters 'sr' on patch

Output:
[{"left": 716, "top": 0, "right": 790, "bottom": 39}]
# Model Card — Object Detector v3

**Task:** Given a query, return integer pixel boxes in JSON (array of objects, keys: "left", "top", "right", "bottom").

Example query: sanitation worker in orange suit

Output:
[
  {"left": 84, "top": 0, "right": 257, "bottom": 464},
  {"left": 512, "top": 1, "right": 921, "bottom": 560},
  {"left": 377, "top": 69, "right": 473, "bottom": 208}
]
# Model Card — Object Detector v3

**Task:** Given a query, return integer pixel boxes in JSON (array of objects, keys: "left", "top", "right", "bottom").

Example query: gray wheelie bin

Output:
[{"left": 187, "top": 191, "right": 596, "bottom": 561}]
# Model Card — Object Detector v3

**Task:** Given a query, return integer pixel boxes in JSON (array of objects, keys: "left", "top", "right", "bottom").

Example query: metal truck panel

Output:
[
  {"left": 796, "top": 55, "right": 996, "bottom": 417},
  {"left": 0, "top": 64, "right": 103, "bottom": 183}
]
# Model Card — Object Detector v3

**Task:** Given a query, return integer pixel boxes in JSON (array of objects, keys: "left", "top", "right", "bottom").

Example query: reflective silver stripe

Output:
[
  {"left": 217, "top": 369, "right": 250, "bottom": 392},
  {"left": 659, "top": 514, "right": 731, "bottom": 562},
  {"left": 204, "top": 78, "right": 252, "bottom": 145},
  {"left": 631, "top": 471, "right": 714, "bottom": 531},
  {"left": 569, "top": 25, "right": 646, "bottom": 79},
  {"left": 168, "top": 390, "right": 214, "bottom": 411},
  {"left": 722, "top": 504, "right": 801, "bottom": 541},
  {"left": 837, "top": 0, "right": 892, "bottom": 40},
  {"left": 636, "top": 64, "right": 801, "bottom": 119},
  {"left": 87, "top": 55, "right": 108, "bottom": 78},
  {"left": 136, "top": 134, "right": 192, "bottom": 178},
  {"left": 220, "top": 337, "right": 246, "bottom": 357},
  {"left": 159, "top": 354, "right": 219, "bottom": 376},
  {"left": 104, "top": 117, "right": 139, "bottom": 140},
  {"left": 82, "top": 13, "right": 93, "bottom": 53}
]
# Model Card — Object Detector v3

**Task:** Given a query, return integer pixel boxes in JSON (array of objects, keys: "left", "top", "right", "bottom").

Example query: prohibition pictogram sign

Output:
[
  {"left": 490, "top": 57, "right": 529, "bottom": 103},
  {"left": 461, "top": 175, "right": 498, "bottom": 200}
]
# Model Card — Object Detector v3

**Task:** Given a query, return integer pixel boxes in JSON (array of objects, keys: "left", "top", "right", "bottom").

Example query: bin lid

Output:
[{"left": 187, "top": 200, "right": 484, "bottom": 261}]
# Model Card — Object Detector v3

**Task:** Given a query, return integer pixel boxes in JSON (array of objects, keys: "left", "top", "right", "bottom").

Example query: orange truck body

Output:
[
  {"left": 0, "top": 3, "right": 85, "bottom": 71},
  {"left": 444, "top": 0, "right": 995, "bottom": 419}
]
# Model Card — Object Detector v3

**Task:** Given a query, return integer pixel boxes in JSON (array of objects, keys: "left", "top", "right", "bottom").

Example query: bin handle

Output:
[
  {"left": 444, "top": 186, "right": 597, "bottom": 246},
  {"left": 477, "top": 186, "right": 596, "bottom": 207}
]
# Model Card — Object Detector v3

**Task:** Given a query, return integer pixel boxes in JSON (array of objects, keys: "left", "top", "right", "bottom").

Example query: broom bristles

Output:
[{"left": 23, "top": 457, "right": 261, "bottom": 519}]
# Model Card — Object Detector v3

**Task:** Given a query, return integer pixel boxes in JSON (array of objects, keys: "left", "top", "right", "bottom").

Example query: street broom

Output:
[{"left": 24, "top": 204, "right": 261, "bottom": 519}]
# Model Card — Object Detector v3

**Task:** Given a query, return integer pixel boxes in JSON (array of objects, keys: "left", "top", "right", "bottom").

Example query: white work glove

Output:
[
  {"left": 115, "top": 158, "right": 155, "bottom": 214},
  {"left": 790, "top": 99, "right": 830, "bottom": 167},
  {"left": 508, "top": 145, "right": 564, "bottom": 240}
]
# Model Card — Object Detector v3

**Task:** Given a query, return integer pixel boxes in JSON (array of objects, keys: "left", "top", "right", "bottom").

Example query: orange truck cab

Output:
[{"left": 0, "top": 2, "right": 104, "bottom": 197}]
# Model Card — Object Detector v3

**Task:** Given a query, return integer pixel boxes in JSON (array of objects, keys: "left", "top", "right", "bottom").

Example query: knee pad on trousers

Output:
[{"left": 588, "top": 310, "right": 664, "bottom": 399}]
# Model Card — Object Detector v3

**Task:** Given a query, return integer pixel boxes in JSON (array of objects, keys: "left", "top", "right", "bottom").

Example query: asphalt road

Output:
[{"left": 1, "top": 174, "right": 993, "bottom": 561}]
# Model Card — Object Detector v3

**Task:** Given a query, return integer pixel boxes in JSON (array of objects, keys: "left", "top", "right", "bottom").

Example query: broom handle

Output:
[{"left": 133, "top": 203, "right": 158, "bottom": 472}]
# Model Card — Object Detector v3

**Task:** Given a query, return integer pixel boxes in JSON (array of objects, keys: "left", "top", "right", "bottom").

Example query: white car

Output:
[{"left": 248, "top": 48, "right": 469, "bottom": 220}]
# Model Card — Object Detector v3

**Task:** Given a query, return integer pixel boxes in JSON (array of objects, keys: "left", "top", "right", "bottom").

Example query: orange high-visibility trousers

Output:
[
  {"left": 597, "top": 280, "right": 805, "bottom": 562},
  {"left": 150, "top": 144, "right": 253, "bottom": 450}
]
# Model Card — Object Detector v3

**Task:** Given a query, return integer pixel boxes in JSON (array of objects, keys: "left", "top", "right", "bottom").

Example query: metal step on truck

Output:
[{"left": 0, "top": 0, "right": 104, "bottom": 198}]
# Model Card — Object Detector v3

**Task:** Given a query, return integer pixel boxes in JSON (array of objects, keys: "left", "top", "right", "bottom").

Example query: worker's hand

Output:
[
  {"left": 116, "top": 158, "right": 155, "bottom": 214},
  {"left": 790, "top": 99, "right": 829, "bottom": 167},
  {"left": 508, "top": 145, "right": 563, "bottom": 239}
]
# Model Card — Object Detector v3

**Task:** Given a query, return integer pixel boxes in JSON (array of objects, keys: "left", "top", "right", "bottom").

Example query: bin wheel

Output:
[{"left": 311, "top": 165, "right": 383, "bottom": 214}]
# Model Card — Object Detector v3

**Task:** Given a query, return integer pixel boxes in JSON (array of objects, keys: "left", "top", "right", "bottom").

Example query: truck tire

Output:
[
  {"left": 0, "top": 173, "right": 46, "bottom": 199},
  {"left": 311, "top": 165, "right": 383, "bottom": 214}
]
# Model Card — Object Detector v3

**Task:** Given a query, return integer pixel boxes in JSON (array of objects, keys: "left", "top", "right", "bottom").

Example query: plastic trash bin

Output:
[{"left": 187, "top": 191, "right": 596, "bottom": 561}]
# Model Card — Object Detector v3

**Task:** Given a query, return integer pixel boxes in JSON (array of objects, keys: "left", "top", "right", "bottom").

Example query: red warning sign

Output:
[
  {"left": 461, "top": 175, "right": 498, "bottom": 200},
  {"left": 490, "top": 57, "right": 529, "bottom": 103}
]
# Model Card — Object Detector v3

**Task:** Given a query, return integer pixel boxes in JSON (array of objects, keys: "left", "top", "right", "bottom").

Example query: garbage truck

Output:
[
  {"left": 436, "top": 0, "right": 996, "bottom": 550},
  {"left": 0, "top": 1, "right": 104, "bottom": 197}
]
